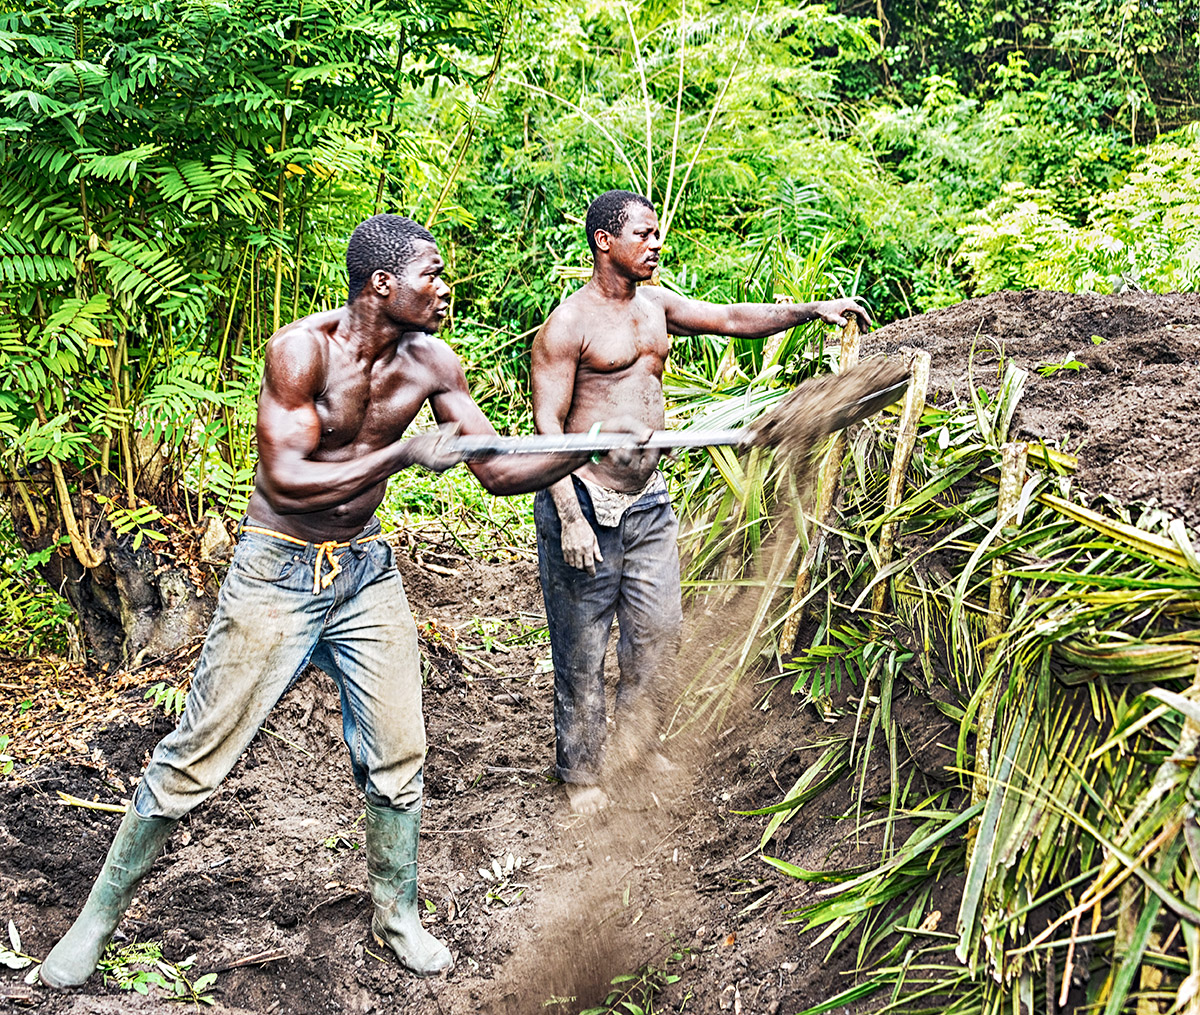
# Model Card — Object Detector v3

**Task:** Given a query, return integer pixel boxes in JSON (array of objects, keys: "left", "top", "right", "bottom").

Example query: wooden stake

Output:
[
  {"left": 870, "top": 351, "right": 930, "bottom": 617},
  {"left": 854, "top": 351, "right": 927, "bottom": 769},
  {"left": 972, "top": 440, "right": 1028, "bottom": 810}
]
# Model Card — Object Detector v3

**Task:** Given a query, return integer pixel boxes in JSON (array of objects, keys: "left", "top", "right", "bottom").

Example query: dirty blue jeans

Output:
[
  {"left": 535, "top": 477, "right": 683, "bottom": 785},
  {"left": 132, "top": 518, "right": 426, "bottom": 820}
]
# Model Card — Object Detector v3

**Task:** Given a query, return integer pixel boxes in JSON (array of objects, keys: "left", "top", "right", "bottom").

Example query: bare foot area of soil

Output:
[
  {"left": 564, "top": 784, "right": 609, "bottom": 815},
  {"left": 869, "top": 289, "right": 1200, "bottom": 527},
  {"left": 1, "top": 551, "right": 883, "bottom": 1015}
]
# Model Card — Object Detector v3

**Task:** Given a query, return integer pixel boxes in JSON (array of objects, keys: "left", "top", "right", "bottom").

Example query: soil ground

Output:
[
  {"left": 2, "top": 288, "right": 1195, "bottom": 1015},
  {"left": 0, "top": 548, "right": 887, "bottom": 1015},
  {"left": 871, "top": 289, "right": 1200, "bottom": 528}
]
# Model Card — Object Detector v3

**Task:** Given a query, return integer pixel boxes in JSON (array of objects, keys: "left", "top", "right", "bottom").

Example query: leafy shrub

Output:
[
  {"left": 0, "top": 521, "right": 73, "bottom": 656},
  {"left": 958, "top": 124, "right": 1200, "bottom": 293}
]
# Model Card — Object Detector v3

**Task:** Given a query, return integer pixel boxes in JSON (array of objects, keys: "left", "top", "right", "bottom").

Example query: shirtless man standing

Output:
[
  {"left": 40, "top": 214, "right": 644, "bottom": 987},
  {"left": 532, "top": 190, "right": 871, "bottom": 814}
]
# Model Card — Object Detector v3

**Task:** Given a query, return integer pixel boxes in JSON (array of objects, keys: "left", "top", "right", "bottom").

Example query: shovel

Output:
[{"left": 448, "top": 357, "right": 911, "bottom": 462}]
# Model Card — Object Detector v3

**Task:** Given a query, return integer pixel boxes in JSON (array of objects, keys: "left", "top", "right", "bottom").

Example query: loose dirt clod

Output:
[{"left": 749, "top": 355, "right": 911, "bottom": 463}]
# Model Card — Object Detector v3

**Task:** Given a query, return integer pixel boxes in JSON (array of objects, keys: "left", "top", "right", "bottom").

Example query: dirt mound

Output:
[{"left": 869, "top": 289, "right": 1200, "bottom": 527}]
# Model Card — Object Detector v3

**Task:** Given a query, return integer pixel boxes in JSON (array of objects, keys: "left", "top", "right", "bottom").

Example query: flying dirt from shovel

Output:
[
  {"left": 447, "top": 355, "right": 912, "bottom": 462},
  {"left": 746, "top": 355, "right": 912, "bottom": 462}
]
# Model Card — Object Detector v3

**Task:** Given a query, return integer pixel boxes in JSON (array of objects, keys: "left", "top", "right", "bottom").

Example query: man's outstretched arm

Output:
[
  {"left": 255, "top": 331, "right": 458, "bottom": 515},
  {"left": 430, "top": 341, "right": 646, "bottom": 497},
  {"left": 643, "top": 287, "right": 871, "bottom": 338}
]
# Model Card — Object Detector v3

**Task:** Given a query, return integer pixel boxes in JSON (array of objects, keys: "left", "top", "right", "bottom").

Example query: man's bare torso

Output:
[
  {"left": 554, "top": 285, "right": 670, "bottom": 493},
  {"left": 247, "top": 307, "right": 442, "bottom": 542}
]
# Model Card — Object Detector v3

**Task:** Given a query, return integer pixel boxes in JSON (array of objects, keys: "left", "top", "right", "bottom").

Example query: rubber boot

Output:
[
  {"left": 364, "top": 801, "right": 452, "bottom": 976},
  {"left": 40, "top": 809, "right": 177, "bottom": 988}
]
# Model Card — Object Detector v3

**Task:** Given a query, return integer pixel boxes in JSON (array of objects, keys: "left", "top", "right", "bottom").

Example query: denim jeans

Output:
[
  {"left": 132, "top": 518, "right": 426, "bottom": 820},
  {"left": 535, "top": 477, "right": 683, "bottom": 785}
]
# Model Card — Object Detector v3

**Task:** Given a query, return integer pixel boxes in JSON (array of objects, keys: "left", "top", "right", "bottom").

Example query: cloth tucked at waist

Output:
[{"left": 577, "top": 471, "right": 667, "bottom": 528}]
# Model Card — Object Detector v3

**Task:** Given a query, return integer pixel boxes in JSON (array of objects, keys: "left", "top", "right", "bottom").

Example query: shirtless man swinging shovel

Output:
[
  {"left": 39, "top": 214, "right": 647, "bottom": 987},
  {"left": 531, "top": 190, "right": 872, "bottom": 814}
]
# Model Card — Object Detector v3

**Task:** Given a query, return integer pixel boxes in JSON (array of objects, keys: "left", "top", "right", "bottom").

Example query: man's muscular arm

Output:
[
  {"left": 643, "top": 288, "right": 872, "bottom": 338},
  {"left": 531, "top": 310, "right": 605, "bottom": 574},
  {"left": 256, "top": 330, "right": 457, "bottom": 515},
  {"left": 428, "top": 338, "right": 611, "bottom": 497}
]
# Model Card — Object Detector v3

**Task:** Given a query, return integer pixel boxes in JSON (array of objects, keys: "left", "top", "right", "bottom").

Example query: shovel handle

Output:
[{"left": 449, "top": 429, "right": 749, "bottom": 461}]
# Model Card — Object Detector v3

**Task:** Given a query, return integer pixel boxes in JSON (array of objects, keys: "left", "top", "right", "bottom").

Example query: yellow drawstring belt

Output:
[{"left": 240, "top": 525, "right": 382, "bottom": 595}]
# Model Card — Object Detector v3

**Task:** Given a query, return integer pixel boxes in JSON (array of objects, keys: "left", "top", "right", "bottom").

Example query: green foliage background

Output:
[
  {"left": 2, "top": 3, "right": 1200, "bottom": 1012},
  {"left": 1, "top": 0, "right": 1197, "bottom": 649}
]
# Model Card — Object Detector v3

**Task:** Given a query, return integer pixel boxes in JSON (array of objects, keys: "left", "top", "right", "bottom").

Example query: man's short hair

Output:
[
  {"left": 346, "top": 214, "right": 436, "bottom": 302},
  {"left": 584, "top": 190, "right": 655, "bottom": 254}
]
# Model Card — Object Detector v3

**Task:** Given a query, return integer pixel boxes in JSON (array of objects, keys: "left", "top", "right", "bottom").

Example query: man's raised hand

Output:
[{"left": 814, "top": 298, "right": 872, "bottom": 332}]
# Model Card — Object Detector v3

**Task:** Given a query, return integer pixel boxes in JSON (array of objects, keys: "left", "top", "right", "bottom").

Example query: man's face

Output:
[
  {"left": 599, "top": 204, "right": 662, "bottom": 280},
  {"left": 374, "top": 239, "right": 451, "bottom": 332}
]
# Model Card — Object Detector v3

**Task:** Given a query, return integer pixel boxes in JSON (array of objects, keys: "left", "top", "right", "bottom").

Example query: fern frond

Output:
[
  {"left": 0, "top": 237, "right": 75, "bottom": 285},
  {"left": 157, "top": 160, "right": 219, "bottom": 211},
  {"left": 79, "top": 143, "right": 161, "bottom": 183},
  {"left": 141, "top": 352, "right": 238, "bottom": 446},
  {"left": 3, "top": 89, "right": 70, "bottom": 118},
  {"left": 91, "top": 240, "right": 187, "bottom": 305},
  {"left": 18, "top": 142, "right": 77, "bottom": 179},
  {"left": 43, "top": 60, "right": 108, "bottom": 94},
  {"left": 43, "top": 293, "right": 112, "bottom": 351},
  {"left": 98, "top": 74, "right": 140, "bottom": 113}
]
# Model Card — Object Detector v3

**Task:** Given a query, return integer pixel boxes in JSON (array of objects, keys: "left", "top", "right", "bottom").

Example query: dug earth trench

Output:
[
  {"left": 2, "top": 287, "right": 1196, "bottom": 1014},
  {"left": 0, "top": 548, "right": 885, "bottom": 1015}
]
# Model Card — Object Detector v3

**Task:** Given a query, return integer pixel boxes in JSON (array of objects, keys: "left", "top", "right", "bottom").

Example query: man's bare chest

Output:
[
  {"left": 313, "top": 360, "right": 424, "bottom": 452},
  {"left": 578, "top": 311, "right": 669, "bottom": 375}
]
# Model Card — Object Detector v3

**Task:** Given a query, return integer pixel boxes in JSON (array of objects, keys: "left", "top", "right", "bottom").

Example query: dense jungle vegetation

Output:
[
  {"left": 1, "top": 0, "right": 1197, "bottom": 656},
  {"left": 2, "top": 2, "right": 1200, "bottom": 1012}
]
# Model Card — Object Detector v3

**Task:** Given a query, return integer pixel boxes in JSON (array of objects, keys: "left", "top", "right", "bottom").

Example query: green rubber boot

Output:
[
  {"left": 364, "top": 801, "right": 452, "bottom": 976},
  {"left": 40, "top": 809, "right": 177, "bottom": 988}
]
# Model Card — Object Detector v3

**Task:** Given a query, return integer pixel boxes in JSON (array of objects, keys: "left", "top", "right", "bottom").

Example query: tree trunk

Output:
[{"left": 11, "top": 482, "right": 223, "bottom": 669}]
